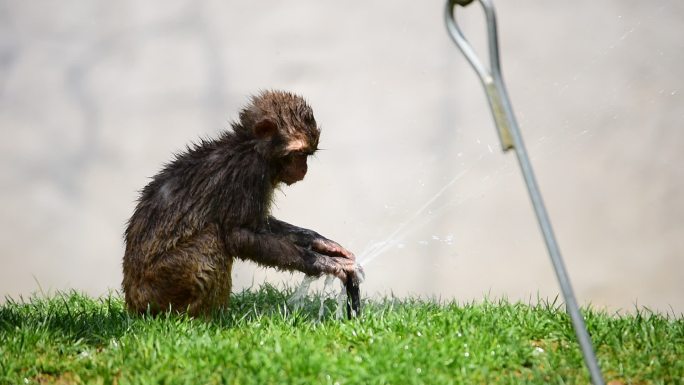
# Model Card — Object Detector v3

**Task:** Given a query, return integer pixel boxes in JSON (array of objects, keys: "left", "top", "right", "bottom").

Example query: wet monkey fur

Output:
[{"left": 122, "top": 90, "right": 359, "bottom": 316}]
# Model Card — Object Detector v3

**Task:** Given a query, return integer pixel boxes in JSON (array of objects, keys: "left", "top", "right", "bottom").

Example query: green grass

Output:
[{"left": 1, "top": 285, "right": 682, "bottom": 385}]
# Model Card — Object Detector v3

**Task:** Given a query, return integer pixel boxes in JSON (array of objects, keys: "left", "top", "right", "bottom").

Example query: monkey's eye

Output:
[{"left": 291, "top": 150, "right": 314, "bottom": 158}]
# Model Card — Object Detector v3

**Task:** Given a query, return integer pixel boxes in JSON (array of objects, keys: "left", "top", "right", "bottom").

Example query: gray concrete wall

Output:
[{"left": 1, "top": 0, "right": 682, "bottom": 313}]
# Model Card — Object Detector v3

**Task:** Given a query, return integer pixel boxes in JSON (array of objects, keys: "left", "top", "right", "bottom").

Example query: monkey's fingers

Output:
[
  {"left": 348, "top": 265, "right": 365, "bottom": 285},
  {"left": 336, "top": 257, "right": 358, "bottom": 281},
  {"left": 312, "top": 239, "right": 355, "bottom": 261},
  {"left": 311, "top": 253, "right": 356, "bottom": 281}
]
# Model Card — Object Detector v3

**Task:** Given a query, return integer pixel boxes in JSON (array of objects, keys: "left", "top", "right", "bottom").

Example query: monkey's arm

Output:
[
  {"left": 267, "top": 216, "right": 355, "bottom": 261},
  {"left": 224, "top": 226, "right": 355, "bottom": 280}
]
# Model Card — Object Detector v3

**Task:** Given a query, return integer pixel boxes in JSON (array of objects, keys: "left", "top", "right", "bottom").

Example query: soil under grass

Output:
[{"left": 1, "top": 285, "right": 682, "bottom": 385}]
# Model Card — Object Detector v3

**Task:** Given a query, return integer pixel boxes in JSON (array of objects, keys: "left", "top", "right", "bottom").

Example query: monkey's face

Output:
[
  {"left": 245, "top": 90, "right": 321, "bottom": 186},
  {"left": 255, "top": 120, "right": 319, "bottom": 186},
  {"left": 279, "top": 152, "right": 310, "bottom": 185},
  {"left": 273, "top": 130, "right": 319, "bottom": 186},
  {"left": 240, "top": 91, "right": 321, "bottom": 186}
]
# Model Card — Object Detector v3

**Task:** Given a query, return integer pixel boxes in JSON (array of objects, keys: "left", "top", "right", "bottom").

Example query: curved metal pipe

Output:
[{"left": 444, "top": 2, "right": 605, "bottom": 384}]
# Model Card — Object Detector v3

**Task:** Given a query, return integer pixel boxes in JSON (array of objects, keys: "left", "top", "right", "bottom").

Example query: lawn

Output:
[{"left": 1, "top": 285, "right": 682, "bottom": 384}]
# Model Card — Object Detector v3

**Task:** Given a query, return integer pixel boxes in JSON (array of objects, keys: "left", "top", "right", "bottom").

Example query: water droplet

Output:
[
  {"left": 416, "top": 368, "right": 422, "bottom": 374},
  {"left": 416, "top": 331, "right": 422, "bottom": 337},
  {"left": 464, "top": 352, "right": 470, "bottom": 357}
]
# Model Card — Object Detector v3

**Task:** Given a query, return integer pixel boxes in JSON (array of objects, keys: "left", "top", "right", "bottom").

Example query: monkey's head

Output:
[{"left": 237, "top": 90, "right": 321, "bottom": 186}]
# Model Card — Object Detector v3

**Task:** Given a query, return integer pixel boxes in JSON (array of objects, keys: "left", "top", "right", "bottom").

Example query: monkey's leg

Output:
[
  {"left": 131, "top": 226, "right": 232, "bottom": 316},
  {"left": 225, "top": 227, "right": 355, "bottom": 280}
]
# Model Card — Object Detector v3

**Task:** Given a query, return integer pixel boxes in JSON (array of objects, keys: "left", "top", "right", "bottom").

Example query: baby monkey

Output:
[{"left": 122, "top": 90, "right": 358, "bottom": 316}]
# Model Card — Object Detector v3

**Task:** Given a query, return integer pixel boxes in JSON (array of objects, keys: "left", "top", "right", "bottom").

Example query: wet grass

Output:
[{"left": 1, "top": 285, "right": 682, "bottom": 385}]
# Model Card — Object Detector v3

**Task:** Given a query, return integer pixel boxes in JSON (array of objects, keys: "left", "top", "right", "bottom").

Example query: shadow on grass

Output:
[
  {"left": 0, "top": 284, "right": 345, "bottom": 347},
  {"left": 1, "top": 290, "right": 136, "bottom": 346}
]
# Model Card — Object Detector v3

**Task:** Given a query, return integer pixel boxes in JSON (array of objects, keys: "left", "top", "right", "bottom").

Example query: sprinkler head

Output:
[{"left": 345, "top": 270, "right": 362, "bottom": 319}]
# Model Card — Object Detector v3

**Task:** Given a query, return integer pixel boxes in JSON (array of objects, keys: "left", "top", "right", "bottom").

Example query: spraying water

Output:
[
  {"left": 287, "top": 164, "right": 477, "bottom": 316},
  {"left": 357, "top": 168, "right": 469, "bottom": 267},
  {"left": 288, "top": 274, "right": 351, "bottom": 320},
  {"left": 287, "top": 275, "right": 316, "bottom": 312}
]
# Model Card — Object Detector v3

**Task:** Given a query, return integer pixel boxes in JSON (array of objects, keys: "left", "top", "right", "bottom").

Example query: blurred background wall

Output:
[{"left": 1, "top": 0, "right": 682, "bottom": 313}]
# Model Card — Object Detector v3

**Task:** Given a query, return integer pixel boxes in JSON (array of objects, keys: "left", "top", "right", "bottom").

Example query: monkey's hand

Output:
[
  {"left": 266, "top": 217, "right": 359, "bottom": 281},
  {"left": 311, "top": 238, "right": 363, "bottom": 282},
  {"left": 312, "top": 237, "right": 355, "bottom": 261},
  {"left": 309, "top": 237, "right": 364, "bottom": 285},
  {"left": 304, "top": 246, "right": 357, "bottom": 281}
]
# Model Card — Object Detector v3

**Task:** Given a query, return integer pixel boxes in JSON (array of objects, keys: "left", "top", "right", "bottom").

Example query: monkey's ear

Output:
[{"left": 254, "top": 119, "right": 277, "bottom": 139}]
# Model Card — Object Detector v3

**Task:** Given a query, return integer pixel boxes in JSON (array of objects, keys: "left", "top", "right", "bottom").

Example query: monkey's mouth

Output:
[{"left": 281, "top": 173, "right": 306, "bottom": 186}]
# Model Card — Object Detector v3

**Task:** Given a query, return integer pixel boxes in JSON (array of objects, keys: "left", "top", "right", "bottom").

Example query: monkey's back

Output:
[{"left": 122, "top": 138, "right": 240, "bottom": 316}]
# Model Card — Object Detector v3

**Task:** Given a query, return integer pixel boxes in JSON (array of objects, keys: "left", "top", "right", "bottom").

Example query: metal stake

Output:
[{"left": 444, "top": 1, "right": 605, "bottom": 384}]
